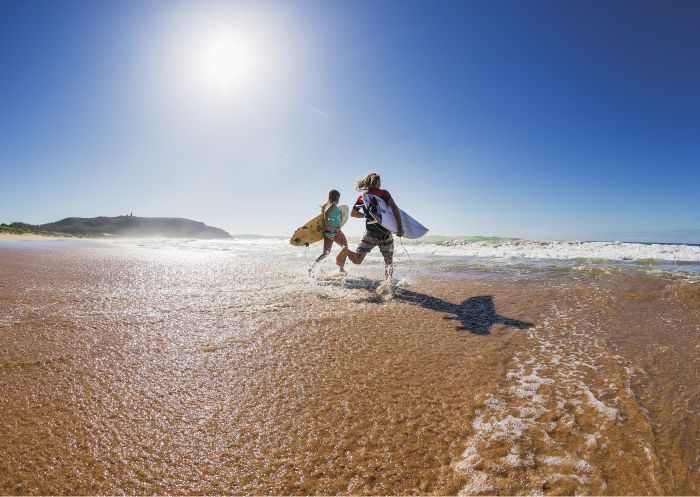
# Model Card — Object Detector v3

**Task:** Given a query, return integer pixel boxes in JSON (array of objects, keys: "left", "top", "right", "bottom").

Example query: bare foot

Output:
[{"left": 376, "top": 279, "right": 395, "bottom": 296}]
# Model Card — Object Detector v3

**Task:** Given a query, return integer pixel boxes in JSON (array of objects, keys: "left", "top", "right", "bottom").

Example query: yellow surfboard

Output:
[{"left": 290, "top": 205, "right": 350, "bottom": 246}]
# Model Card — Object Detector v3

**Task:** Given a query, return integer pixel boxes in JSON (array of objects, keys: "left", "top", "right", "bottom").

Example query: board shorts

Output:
[{"left": 357, "top": 231, "right": 394, "bottom": 264}]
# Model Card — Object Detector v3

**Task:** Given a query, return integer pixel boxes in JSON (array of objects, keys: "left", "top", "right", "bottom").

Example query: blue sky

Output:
[{"left": 1, "top": 0, "right": 699, "bottom": 241}]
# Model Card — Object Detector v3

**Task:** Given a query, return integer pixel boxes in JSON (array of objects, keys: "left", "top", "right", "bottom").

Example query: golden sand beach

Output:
[
  {"left": 0, "top": 233, "right": 69, "bottom": 241},
  {"left": 0, "top": 240, "right": 698, "bottom": 495}
]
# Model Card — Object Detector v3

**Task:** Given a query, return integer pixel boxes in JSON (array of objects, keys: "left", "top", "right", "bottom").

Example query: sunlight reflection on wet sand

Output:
[{"left": 0, "top": 242, "right": 698, "bottom": 495}]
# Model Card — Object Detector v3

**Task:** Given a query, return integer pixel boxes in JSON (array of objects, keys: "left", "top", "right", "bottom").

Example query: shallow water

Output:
[{"left": 0, "top": 240, "right": 698, "bottom": 495}]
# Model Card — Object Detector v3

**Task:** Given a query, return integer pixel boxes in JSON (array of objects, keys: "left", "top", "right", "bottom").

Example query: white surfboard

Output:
[{"left": 362, "top": 193, "right": 428, "bottom": 239}]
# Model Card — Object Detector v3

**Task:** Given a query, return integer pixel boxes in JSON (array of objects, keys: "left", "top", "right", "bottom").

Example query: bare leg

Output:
[
  {"left": 311, "top": 237, "right": 333, "bottom": 272},
  {"left": 335, "top": 246, "right": 348, "bottom": 270},
  {"left": 333, "top": 232, "right": 349, "bottom": 272},
  {"left": 347, "top": 250, "right": 367, "bottom": 264},
  {"left": 315, "top": 237, "right": 333, "bottom": 263},
  {"left": 334, "top": 230, "right": 348, "bottom": 249},
  {"left": 335, "top": 246, "right": 366, "bottom": 271},
  {"left": 385, "top": 263, "right": 394, "bottom": 281},
  {"left": 380, "top": 239, "right": 394, "bottom": 281}
]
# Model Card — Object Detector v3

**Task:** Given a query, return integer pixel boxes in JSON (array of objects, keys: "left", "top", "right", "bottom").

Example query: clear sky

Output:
[{"left": 1, "top": 0, "right": 699, "bottom": 241}]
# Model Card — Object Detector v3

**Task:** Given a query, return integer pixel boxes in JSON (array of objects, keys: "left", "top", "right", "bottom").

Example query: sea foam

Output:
[
  {"left": 405, "top": 239, "right": 700, "bottom": 262},
  {"left": 106, "top": 237, "right": 700, "bottom": 269}
]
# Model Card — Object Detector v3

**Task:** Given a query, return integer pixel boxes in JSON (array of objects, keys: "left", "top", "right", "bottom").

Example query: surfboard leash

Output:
[
  {"left": 396, "top": 236, "right": 414, "bottom": 283},
  {"left": 303, "top": 244, "right": 315, "bottom": 269}
]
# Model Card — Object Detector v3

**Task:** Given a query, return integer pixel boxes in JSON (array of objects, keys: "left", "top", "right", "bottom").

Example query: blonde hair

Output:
[
  {"left": 321, "top": 189, "right": 340, "bottom": 212},
  {"left": 355, "top": 172, "right": 381, "bottom": 191}
]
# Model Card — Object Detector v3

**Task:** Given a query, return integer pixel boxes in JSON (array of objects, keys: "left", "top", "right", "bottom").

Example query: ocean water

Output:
[
  {"left": 0, "top": 237, "right": 698, "bottom": 495},
  {"left": 112, "top": 236, "right": 700, "bottom": 276}
]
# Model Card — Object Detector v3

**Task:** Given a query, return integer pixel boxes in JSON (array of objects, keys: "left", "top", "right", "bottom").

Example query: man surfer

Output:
[{"left": 336, "top": 172, "right": 403, "bottom": 280}]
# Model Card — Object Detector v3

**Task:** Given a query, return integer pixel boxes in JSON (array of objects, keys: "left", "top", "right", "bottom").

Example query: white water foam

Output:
[
  {"left": 106, "top": 238, "right": 700, "bottom": 264},
  {"left": 407, "top": 239, "right": 700, "bottom": 262},
  {"left": 455, "top": 289, "right": 664, "bottom": 495}
]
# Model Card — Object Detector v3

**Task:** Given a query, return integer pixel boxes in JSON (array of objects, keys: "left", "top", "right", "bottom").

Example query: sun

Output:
[
  {"left": 189, "top": 26, "right": 267, "bottom": 98},
  {"left": 151, "top": 7, "right": 296, "bottom": 109},
  {"left": 192, "top": 29, "right": 261, "bottom": 96}
]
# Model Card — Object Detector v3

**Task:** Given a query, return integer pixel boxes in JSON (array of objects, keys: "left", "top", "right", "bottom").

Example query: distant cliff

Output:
[{"left": 7, "top": 216, "right": 231, "bottom": 239}]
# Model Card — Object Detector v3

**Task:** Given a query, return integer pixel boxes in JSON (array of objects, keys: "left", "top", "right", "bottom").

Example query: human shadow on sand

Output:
[
  {"left": 318, "top": 276, "right": 533, "bottom": 335},
  {"left": 393, "top": 288, "right": 533, "bottom": 334}
]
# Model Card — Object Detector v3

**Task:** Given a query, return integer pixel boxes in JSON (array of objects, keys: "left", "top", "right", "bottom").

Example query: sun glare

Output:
[
  {"left": 148, "top": 6, "right": 301, "bottom": 113},
  {"left": 191, "top": 28, "right": 264, "bottom": 98}
]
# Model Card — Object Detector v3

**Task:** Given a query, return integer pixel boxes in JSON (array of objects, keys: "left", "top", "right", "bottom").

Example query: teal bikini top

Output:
[{"left": 326, "top": 204, "right": 342, "bottom": 229}]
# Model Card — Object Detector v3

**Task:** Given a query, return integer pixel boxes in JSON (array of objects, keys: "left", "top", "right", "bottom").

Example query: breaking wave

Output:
[{"left": 103, "top": 237, "right": 700, "bottom": 274}]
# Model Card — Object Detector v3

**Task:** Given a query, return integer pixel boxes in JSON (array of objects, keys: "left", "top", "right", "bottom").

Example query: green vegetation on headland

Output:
[
  {"left": 0, "top": 223, "right": 78, "bottom": 237},
  {"left": 1, "top": 216, "right": 231, "bottom": 239}
]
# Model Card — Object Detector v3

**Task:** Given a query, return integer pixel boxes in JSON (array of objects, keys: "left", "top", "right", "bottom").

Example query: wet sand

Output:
[{"left": 0, "top": 244, "right": 698, "bottom": 495}]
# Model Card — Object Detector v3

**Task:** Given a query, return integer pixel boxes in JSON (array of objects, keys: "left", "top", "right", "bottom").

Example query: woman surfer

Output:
[{"left": 311, "top": 189, "right": 348, "bottom": 271}]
